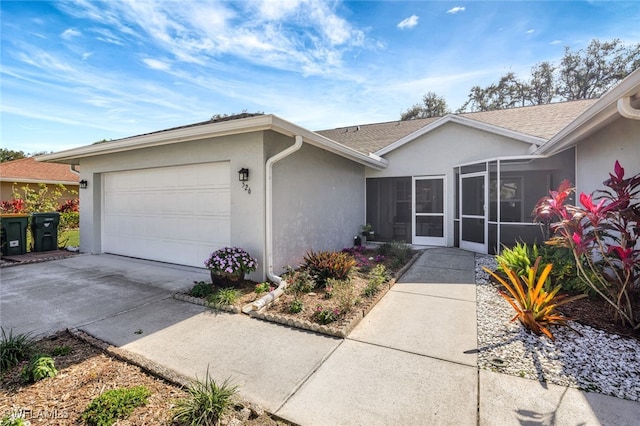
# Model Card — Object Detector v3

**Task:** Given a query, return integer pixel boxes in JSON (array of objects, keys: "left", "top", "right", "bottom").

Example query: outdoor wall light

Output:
[
  {"left": 79, "top": 179, "right": 88, "bottom": 189},
  {"left": 238, "top": 168, "right": 249, "bottom": 182}
]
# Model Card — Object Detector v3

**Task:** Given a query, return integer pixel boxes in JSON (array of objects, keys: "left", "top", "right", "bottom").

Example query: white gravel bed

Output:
[{"left": 475, "top": 254, "right": 640, "bottom": 402}]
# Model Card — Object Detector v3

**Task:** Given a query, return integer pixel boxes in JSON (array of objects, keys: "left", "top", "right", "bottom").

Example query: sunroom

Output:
[
  {"left": 455, "top": 148, "right": 575, "bottom": 254},
  {"left": 364, "top": 147, "right": 575, "bottom": 254}
]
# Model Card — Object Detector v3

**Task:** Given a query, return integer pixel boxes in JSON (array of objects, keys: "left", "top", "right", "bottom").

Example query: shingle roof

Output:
[
  {"left": 316, "top": 99, "right": 598, "bottom": 154},
  {"left": 0, "top": 157, "right": 79, "bottom": 183}
]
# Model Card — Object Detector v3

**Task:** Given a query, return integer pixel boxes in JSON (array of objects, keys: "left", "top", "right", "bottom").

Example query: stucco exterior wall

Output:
[
  {"left": 367, "top": 122, "right": 533, "bottom": 246},
  {"left": 77, "top": 132, "right": 266, "bottom": 279},
  {"left": 271, "top": 142, "right": 366, "bottom": 274},
  {"left": 575, "top": 117, "right": 640, "bottom": 197}
]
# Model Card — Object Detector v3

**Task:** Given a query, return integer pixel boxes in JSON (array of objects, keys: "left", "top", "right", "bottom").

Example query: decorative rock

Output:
[{"left": 475, "top": 254, "right": 640, "bottom": 402}]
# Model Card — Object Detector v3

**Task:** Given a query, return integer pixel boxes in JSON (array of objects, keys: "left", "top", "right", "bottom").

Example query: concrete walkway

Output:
[{"left": 3, "top": 250, "right": 640, "bottom": 425}]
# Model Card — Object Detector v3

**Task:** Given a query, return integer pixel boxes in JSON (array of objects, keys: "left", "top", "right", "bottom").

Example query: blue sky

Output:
[{"left": 1, "top": 0, "right": 639, "bottom": 153}]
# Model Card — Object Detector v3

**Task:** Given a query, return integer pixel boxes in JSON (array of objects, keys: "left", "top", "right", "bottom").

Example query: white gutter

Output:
[
  {"left": 617, "top": 96, "right": 640, "bottom": 120},
  {"left": 243, "top": 135, "right": 303, "bottom": 313}
]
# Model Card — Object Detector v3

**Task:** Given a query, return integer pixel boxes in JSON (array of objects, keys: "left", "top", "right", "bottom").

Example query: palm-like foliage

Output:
[{"left": 484, "top": 258, "right": 586, "bottom": 340}]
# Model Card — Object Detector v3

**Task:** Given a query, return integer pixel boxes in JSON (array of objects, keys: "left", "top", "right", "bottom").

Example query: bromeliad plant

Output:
[
  {"left": 204, "top": 247, "right": 258, "bottom": 277},
  {"left": 533, "top": 161, "right": 640, "bottom": 329},
  {"left": 484, "top": 258, "right": 586, "bottom": 340}
]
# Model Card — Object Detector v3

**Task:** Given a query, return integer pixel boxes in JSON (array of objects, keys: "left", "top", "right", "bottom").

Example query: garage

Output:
[{"left": 103, "top": 162, "right": 230, "bottom": 267}]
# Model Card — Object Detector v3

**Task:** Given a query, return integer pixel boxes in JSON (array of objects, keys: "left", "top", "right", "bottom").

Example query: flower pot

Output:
[{"left": 211, "top": 270, "right": 243, "bottom": 284}]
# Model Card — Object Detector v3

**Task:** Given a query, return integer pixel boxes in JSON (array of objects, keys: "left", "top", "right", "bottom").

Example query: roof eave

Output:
[
  {"left": 374, "top": 115, "right": 545, "bottom": 156},
  {"left": 38, "top": 114, "right": 388, "bottom": 170},
  {"left": 0, "top": 178, "right": 79, "bottom": 185}
]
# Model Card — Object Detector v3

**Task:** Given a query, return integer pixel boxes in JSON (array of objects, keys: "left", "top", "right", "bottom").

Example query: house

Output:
[
  {"left": 38, "top": 70, "right": 640, "bottom": 281},
  {"left": 0, "top": 157, "right": 79, "bottom": 204}
]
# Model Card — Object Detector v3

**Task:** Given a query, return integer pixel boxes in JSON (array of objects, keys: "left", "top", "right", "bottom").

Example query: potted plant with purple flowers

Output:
[{"left": 205, "top": 247, "right": 258, "bottom": 285}]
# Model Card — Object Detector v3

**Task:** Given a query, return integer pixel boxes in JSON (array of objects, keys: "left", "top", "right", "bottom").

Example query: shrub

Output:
[
  {"left": 58, "top": 211, "right": 79, "bottom": 229},
  {"left": 329, "top": 278, "right": 359, "bottom": 313},
  {"left": 302, "top": 251, "right": 356, "bottom": 286},
  {"left": 57, "top": 198, "right": 79, "bottom": 213},
  {"left": 0, "top": 199, "right": 25, "bottom": 214},
  {"left": 484, "top": 258, "right": 586, "bottom": 340},
  {"left": 254, "top": 282, "right": 271, "bottom": 296},
  {"left": 172, "top": 369, "right": 237, "bottom": 426},
  {"left": 0, "top": 413, "right": 29, "bottom": 426},
  {"left": 21, "top": 354, "right": 58, "bottom": 382},
  {"left": 283, "top": 268, "right": 315, "bottom": 295},
  {"left": 51, "top": 345, "right": 72, "bottom": 356},
  {"left": 364, "top": 264, "right": 388, "bottom": 297},
  {"left": 190, "top": 281, "right": 214, "bottom": 298},
  {"left": 313, "top": 305, "right": 340, "bottom": 325},
  {"left": 533, "top": 161, "right": 640, "bottom": 329},
  {"left": 536, "top": 245, "right": 595, "bottom": 295},
  {"left": 204, "top": 247, "right": 258, "bottom": 277},
  {"left": 82, "top": 386, "right": 150, "bottom": 426},
  {"left": 0, "top": 328, "right": 35, "bottom": 372},
  {"left": 496, "top": 242, "right": 534, "bottom": 277},
  {"left": 377, "top": 241, "right": 413, "bottom": 269},
  {"left": 289, "top": 299, "right": 303, "bottom": 314},
  {"left": 207, "top": 288, "right": 241, "bottom": 307}
]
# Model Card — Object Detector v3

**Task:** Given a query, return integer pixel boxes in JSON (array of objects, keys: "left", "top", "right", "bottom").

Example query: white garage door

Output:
[{"left": 103, "top": 162, "right": 230, "bottom": 267}]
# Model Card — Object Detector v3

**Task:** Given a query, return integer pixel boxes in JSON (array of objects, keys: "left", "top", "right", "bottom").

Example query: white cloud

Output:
[
  {"left": 61, "top": 28, "right": 81, "bottom": 39},
  {"left": 526, "top": 29, "right": 535, "bottom": 34},
  {"left": 142, "top": 58, "right": 171, "bottom": 71},
  {"left": 397, "top": 15, "right": 419, "bottom": 30},
  {"left": 82, "top": 52, "right": 93, "bottom": 60},
  {"left": 447, "top": 7, "right": 466, "bottom": 14},
  {"left": 550, "top": 40, "right": 562, "bottom": 45}
]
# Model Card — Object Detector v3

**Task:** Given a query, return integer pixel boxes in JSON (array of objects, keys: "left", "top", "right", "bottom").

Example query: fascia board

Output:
[
  {"left": 37, "top": 115, "right": 276, "bottom": 163},
  {"left": 0, "top": 178, "right": 79, "bottom": 185},
  {"left": 374, "top": 114, "right": 544, "bottom": 157},
  {"left": 537, "top": 68, "right": 640, "bottom": 156},
  {"left": 270, "top": 116, "right": 388, "bottom": 170},
  {"left": 38, "top": 114, "right": 388, "bottom": 170}
]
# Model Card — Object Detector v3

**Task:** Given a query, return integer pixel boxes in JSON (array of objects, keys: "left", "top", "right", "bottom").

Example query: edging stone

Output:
[{"left": 173, "top": 293, "right": 241, "bottom": 314}]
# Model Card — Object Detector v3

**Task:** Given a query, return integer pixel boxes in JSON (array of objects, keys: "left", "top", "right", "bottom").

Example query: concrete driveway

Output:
[{"left": 0, "top": 254, "right": 210, "bottom": 338}]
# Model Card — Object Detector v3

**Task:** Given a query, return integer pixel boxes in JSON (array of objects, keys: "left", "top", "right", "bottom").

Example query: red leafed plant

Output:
[
  {"left": 533, "top": 161, "right": 640, "bottom": 330},
  {"left": 0, "top": 198, "right": 25, "bottom": 214}
]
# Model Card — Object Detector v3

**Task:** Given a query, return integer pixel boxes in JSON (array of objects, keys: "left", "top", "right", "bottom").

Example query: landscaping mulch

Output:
[
  {"left": 559, "top": 296, "right": 640, "bottom": 342},
  {"left": 0, "top": 331, "right": 289, "bottom": 425},
  {"left": 178, "top": 248, "right": 422, "bottom": 338}
]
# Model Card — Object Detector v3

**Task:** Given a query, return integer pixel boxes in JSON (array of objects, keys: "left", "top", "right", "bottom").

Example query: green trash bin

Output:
[
  {"left": 0, "top": 214, "right": 29, "bottom": 256},
  {"left": 30, "top": 212, "right": 60, "bottom": 252}
]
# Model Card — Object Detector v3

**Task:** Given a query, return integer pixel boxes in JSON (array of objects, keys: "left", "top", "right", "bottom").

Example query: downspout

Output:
[
  {"left": 243, "top": 135, "right": 303, "bottom": 313},
  {"left": 617, "top": 96, "right": 640, "bottom": 120}
]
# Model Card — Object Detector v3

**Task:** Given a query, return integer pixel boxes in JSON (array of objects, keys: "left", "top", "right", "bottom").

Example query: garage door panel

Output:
[{"left": 103, "top": 162, "right": 231, "bottom": 267}]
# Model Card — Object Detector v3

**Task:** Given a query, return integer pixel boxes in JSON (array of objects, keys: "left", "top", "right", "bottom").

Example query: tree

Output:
[
  {"left": 457, "top": 72, "right": 528, "bottom": 112},
  {"left": 0, "top": 148, "right": 26, "bottom": 162},
  {"left": 527, "top": 62, "right": 556, "bottom": 105},
  {"left": 557, "top": 39, "right": 640, "bottom": 100},
  {"left": 400, "top": 92, "right": 450, "bottom": 120},
  {"left": 454, "top": 38, "right": 639, "bottom": 112}
]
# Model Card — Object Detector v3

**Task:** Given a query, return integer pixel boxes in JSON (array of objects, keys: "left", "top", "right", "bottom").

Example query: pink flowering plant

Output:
[
  {"left": 204, "top": 247, "right": 258, "bottom": 277},
  {"left": 533, "top": 161, "right": 640, "bottom": 329}
]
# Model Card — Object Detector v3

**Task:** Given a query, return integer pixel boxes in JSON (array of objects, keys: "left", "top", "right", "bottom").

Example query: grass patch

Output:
[{"left": 82, "top": 386, "right": 151, "bottom": 426}]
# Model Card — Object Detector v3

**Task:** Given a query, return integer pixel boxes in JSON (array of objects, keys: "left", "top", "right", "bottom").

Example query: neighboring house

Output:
[
  {"left": 38, "top": 70, "right": 640, "bottom": 281},
  {"left": 0, "top": 157, "right": 79, "bottom": 204}
]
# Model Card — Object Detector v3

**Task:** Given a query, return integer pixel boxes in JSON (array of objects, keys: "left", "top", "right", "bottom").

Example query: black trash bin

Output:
[
  {"left": 0, "top": 214, "right": 29, "bottom": 256},
  {"left": 30, "top": 212, "right": 60, "bottom": 252}
]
